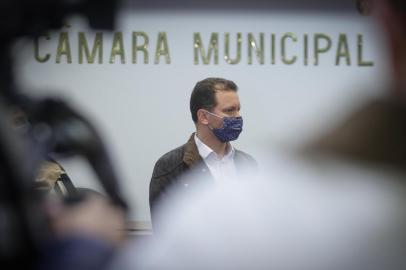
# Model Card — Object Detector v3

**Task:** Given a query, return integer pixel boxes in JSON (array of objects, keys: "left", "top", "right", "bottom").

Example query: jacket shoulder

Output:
[{"left": 152, "top": 145, "right": 185, "bottom": 177}]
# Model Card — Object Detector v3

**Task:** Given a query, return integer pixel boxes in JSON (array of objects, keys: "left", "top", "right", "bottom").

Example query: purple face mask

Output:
[{"left": 205, "top": 111, "right": 243, "bottom": 143}]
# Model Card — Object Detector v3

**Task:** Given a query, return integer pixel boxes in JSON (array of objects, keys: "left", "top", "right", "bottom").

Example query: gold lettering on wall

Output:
[
  {"left": 32, "top": 29, "right": 375, "bottom": 67},
  {"left": 56, "top": 32, "right": 72, "bottom": 64},
  {"left": 34, "top": 35, "right": 51, "bottom": 63},
  {"left": 314, "top": 33, "right": 332, "bottom": 65},
  {"left": 271, "top": 34, "right": 276, "bottom": 65},
  {"left": 357, "top": 34, "right": 374, "bottom": 66},
  {"left": 304, "top": 34, "right": 309, "bottom": 66},
  {"left": 194, "top": 32, "right": 219, "bottom": 65},
  {"left": 132, "top": 32, "right": 149, "bottom": 64},
  {"left": 78, "top": 32, "right": 103, "bottom": 64},
  {"left": 281, "top": 32, "right": 298, "bottom": 65},
  {"left": 336, "top": 34, "right": 351, "bottom": 66},
  {"left": 110, "top": 32, "right": 125, "bottom": 64},
  {"left": 248, "top": 33, "right": 264, "bottom": 65},
  {"left": 224, "top": 33, "right": 242, "bottom": 65},
  {"left": 155, "top": 32, "right": 171, "bottom": 64}
]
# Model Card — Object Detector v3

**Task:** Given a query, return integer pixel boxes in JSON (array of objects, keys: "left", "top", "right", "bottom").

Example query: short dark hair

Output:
[{"left": 190, "top": 78, "right": 238, "bottom": 123}]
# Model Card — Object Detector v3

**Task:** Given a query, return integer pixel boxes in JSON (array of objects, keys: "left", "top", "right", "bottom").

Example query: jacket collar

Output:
[
  {"left": 183, "top": 133, "right": 241, "bottom": 168},
  {"left": 183, "top": 133, "right": 202, "bottom": 167}
]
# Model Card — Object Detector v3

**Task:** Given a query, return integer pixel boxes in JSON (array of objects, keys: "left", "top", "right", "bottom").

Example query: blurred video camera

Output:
[{"left": 0, "top": 0, "right": 127, "bottom": 268}]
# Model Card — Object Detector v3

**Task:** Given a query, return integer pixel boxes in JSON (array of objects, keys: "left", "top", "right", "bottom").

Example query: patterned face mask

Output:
[{"left": 205, "top": 110, "right": 243, "bottom": 143}]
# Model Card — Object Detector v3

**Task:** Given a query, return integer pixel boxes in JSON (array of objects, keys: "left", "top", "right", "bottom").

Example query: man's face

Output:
[{"left": 208, "top": 90, "right": 241, "bottom": 129}]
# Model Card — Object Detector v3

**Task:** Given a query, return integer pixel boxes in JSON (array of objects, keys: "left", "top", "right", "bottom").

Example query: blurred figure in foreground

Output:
[
  {"left": 110, "top": 0, "right": 406, "bottom": 269},
  {"left": 38, "top": 194, "right": 125, "bottom": 270},
  {"left": 1, "top": 101, "right": 127, "bottom": 270},
  {"left": 0, "top": 1, "right": 127, "bottom": 269},
  {"left": 311, "top": 0, "right": 406, "bottom": 168}
]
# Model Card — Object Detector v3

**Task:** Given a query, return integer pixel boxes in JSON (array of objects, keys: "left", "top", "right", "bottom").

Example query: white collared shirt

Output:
[{"left": 194, "top": 134, "right": 237, "bottom": 182}]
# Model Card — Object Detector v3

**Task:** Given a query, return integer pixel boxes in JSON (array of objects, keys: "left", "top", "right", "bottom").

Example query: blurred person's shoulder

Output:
[{"left": 307, "top": 95, "right": 406, "bottom": 171}]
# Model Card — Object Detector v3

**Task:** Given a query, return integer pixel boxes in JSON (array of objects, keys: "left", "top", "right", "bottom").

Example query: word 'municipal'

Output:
[{"left": 194, "top": 32, "right": 374, "bottom": 66}]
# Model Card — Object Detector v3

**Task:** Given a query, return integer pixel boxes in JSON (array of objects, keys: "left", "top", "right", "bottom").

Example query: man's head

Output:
[
  {"left": 190, "top": 78, "right": 239, "bottom": 122},
  {"left": 190, "top": 78, "right": 242, "bottom": 143}
]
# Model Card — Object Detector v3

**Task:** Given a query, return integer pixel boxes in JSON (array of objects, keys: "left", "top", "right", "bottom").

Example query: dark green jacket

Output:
[{"left": 149, "top": 133, "right": 256, "bottom": 224}]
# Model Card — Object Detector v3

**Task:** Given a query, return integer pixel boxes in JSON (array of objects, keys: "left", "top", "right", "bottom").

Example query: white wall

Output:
[{"left": 14, "top": 6, "right": 390, "bottom": 227}]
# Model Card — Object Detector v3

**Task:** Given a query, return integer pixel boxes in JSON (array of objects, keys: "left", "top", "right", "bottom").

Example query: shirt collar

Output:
[{"left": 194, "top": 133, "right": 235, "bottom": 160}]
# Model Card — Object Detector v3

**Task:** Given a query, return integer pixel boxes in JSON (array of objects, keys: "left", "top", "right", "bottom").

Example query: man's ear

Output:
[{"left": 197, "top": 109, "right": 209, "bottom": 125}]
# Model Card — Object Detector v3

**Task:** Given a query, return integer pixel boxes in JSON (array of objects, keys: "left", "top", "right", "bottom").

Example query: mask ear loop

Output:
[
  {"left": 203, "top": 110, "right": 223, "bottom": 119},
  {"left": 203, "top": 110, "right": 225, "bottom": 129}
]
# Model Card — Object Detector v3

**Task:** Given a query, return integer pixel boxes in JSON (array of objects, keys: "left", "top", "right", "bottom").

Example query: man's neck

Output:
[{"left": 196, "top": 130, "right": 228, "bottom": 157}]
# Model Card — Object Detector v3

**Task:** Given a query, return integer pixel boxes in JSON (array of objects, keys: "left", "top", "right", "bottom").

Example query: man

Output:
[{"left": 149, "top": 78, "right": 256, "bottom": 224}]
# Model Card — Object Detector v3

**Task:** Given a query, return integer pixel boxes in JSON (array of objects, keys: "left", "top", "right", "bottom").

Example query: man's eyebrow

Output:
[{"left": 223, "top": 105, "right": 240, "bottom": 111}]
